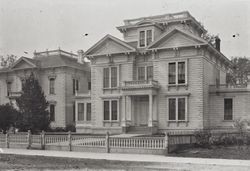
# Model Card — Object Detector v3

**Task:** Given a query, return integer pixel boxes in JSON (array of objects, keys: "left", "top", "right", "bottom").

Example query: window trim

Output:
[
  {"left": 167, "top": 96, "right": 188, "bottom": 122},
  {"left": 103, "top": 99, "right": 119, "bottom": 122},
  {"left": 167, "top": 60, "right": 188, "bottom": 86},
  {"left": 138, "top": 28, "right": 154, "bottom": 48},
  {"left": 103, "top": 66, "right": 119, "bottom": 89}
]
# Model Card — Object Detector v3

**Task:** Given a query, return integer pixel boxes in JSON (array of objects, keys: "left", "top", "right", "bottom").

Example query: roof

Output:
[{"left": 117, "top": 11, "right": 206, "bottom": 34}]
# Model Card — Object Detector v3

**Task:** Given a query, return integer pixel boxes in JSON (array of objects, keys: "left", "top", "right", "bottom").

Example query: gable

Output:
[
  {"left": 12, "top": 60, "right": 35, "bottom": 69},
  {"left": 91, "top": 38, "right": 132, "bottom": 55},
  {"left": 85, "top": 35, "right": 136, "bottom": 56},
  {"left": 148, "top": 29, "right": 207, "bottom": 49}
]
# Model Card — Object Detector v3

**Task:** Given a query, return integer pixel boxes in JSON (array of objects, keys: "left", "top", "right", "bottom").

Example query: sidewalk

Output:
[{"left": 1, "top": 148, "right": 250, "bottom": 168}]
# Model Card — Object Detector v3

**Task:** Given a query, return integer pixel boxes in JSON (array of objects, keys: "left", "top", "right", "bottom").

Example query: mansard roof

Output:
[{"left": 85, "top": 34, "right": 136, "bottom": 57}]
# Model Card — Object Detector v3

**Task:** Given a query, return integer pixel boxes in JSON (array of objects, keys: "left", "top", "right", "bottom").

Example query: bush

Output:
[
  {"left": 65, "top": 124, "right": 76, "bottom": 132},
  {"left": 194, "top": 129, "right": 212, "bottom": 148}
]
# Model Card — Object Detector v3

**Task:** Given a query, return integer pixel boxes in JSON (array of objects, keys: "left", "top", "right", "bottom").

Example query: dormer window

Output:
[{"left": 139, "top": 29, "right": 153, "bottom": 47}]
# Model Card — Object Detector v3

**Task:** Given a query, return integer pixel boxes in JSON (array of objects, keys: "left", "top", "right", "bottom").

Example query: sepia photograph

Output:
[{"left": 0, "top": 0, "right": 250, "bottom": 170}]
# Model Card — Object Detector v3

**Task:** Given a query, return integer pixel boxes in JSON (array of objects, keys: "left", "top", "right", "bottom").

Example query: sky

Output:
[{"left": 0, "top": 0, "right": 249, "bottom": 59}]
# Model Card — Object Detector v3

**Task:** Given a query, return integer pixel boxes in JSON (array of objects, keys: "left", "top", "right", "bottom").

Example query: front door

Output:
[{"left": 134, "top": 96, "right": 149, "bottom": 126}]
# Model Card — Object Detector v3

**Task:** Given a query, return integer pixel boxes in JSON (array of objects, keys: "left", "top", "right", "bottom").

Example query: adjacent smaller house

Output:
[{"left": 0, "top": 49, "right": 90, "bottom": 128}]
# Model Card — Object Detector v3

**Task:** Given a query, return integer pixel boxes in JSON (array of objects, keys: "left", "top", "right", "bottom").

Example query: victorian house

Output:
[
  {"left": 75, "top": 11, "right": 244, "bottom": 134},
  {"left": 0, "top": 49, "right": 90, "bottom": 128}
]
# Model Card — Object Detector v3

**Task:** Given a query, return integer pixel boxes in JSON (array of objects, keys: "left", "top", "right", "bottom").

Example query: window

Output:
[
  {"left": 49, "top": 78, "right": 55, "bottom": 94},
  {"left": 103, "top": 67, "right": 118, "bottom": 88},
  {"left": 147, "top": 66, "right": 153, "bottom": 80},
  {"left": 138, "top": 66, "right": 153, "bottom": 80},
  {"left": 139, "top": 31, "right": 145, "bottom": 47},
  {"left": 224, "top": 98, "right": 233, "bottom": 120},
  {"left": 146, "top": 30, "right": 153, "bottom": 45},
  {"left": 73, "top": 79, "right": 79, "bottom": 94},
  {"left": 73, "top": 103, "right": 75, "bottom": 122},
  {"left": 86, "top": 103, "right": 91, "bottom": 121},
  {"left": 168, "top": 97, "right": 187, "bottom": 121},
  {"left": 88, "top": 82, "right": 91, "bottom": 91},
  {"left": 7, "top": 82, "right": 12, "bottom": 96},
  {"left": 49, "top": 104, "right": 55, "bottom": 122},
  {"left": 139, "top": 29, "right": 153, "bottom": 47},
  {"left": 168, "top": 61, "right": 186, "bottom": 85},
  {"left": 138, "top": 67, "right": 145, "bottom": 80},
  {"left": 215, "top": 68, "right": 220, "bottom": 87},
  {"left": 78, "top": 103, "right": 84, "bottom": 121},
  {"left": 103, "top": 100, "right": 118, "bottom": 121}
]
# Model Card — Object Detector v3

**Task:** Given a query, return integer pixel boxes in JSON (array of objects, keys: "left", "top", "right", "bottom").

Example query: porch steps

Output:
[{"left": 127, "top": 126, "right": 153, "bottom": 134}]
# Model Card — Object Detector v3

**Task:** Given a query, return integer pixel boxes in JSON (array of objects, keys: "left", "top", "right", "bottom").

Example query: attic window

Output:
[{"left": 139, "top": 29, "right": 153, "bottom": 48}]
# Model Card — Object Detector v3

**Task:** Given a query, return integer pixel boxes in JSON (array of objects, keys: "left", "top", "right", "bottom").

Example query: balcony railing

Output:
[
  {"left": 209, "top": 84, "right": 248, "bottom": 93},
  {"left": 122, "top": 80, "right": 160, "bottom": 90},
  {"left": 8, "top": 91, "right": 22, "bottom": 99}
]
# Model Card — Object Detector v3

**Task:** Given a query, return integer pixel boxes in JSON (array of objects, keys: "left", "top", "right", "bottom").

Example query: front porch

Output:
[{"left": 121, "top": 80, "right": 159, "bottom": 134}]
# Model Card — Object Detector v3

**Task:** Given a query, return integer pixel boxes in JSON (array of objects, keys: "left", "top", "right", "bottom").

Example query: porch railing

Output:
[
  {"left": 209, "top": 84, "right": 248, "bottom": 92},
  {"left": 122, "top": 80, "right": 159, "bottom": 89}
]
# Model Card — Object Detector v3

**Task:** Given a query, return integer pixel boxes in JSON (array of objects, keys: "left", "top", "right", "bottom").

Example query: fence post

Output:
[
  {"left": 68, "top": 131, "right": 72, "bottom": 151},
  {"left": 105, "top": 132, "right": 110, "bottom": 153},
  {"left": 164, "top": 132, "right": 169, "bottom": 154},
  {"left": 27, "top": 130, "right": 32, "bottom": 149},
  {"left": 5, "top": 131, "right": 9, "bottom": 148},
  {"left": 41, "top": 131, "right": 45, "bottom": 150}
]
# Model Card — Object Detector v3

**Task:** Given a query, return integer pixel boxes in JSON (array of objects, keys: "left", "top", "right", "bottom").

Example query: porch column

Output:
[
  {"left": 121, "top": 96, "right": 126, "bottom": 127},
  {"left": 148, "top": 94, "right": 153, "bottom": 127}
]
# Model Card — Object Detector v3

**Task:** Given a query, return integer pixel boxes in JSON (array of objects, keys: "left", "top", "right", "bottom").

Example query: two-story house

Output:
[
  {"left": 0, "top": 49, "right": 90, "bottom": 128},
  {"left": 76, "top": 11, "right": 234, "bottom": 134}
]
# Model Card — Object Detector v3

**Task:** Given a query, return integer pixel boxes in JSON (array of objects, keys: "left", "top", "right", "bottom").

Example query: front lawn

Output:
[{"left": 170, "top": 145, "right": 250, "bottom": 160}]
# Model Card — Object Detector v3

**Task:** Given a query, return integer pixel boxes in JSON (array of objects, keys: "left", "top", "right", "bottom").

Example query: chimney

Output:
[
  {"left": 77, "top": 50, "right": 84, "bottom": 64},
  {"left": 215, "top": 36, "right": 221, "bottom": 51}
]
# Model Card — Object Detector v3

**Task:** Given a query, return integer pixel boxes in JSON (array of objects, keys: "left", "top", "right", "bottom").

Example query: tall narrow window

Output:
[
  {"left": 50, "top": 104, "right": 55, "bottom": 122},
  {"left": 103, "top": 68, "right": 110, "bottom": 88},
  {"left": 215, "top": 68, "right": 220, "bottom": 87},
  {"left": 104, "top": 101, "right": 110, "bottom": 120},
  {"left": 7, "top": 82, "right": 12, "bottom": 96},
  {"left": 73, "top": 79, "right": 79, "bottom": 95},
  {"left": 169, "top": 98, "right": 176, "bottom": 120},
  {"left": 146, "top": 30, "right": 152, "bottom": 45},
  {"left": 147, "top": 66, "right": 153, "bottom": 80},
  {"left": 49, "top": 78, "right": 55, "bottom": 94},
  {"left": 178, "top": 62, "right": 185, "bottom": 84},
  {"left": 86, "top": 103, "right": 91, "bottom": 121},
  {"left": 78, "top": 103, "right": 84, "bottom": 121},
  {"left": 88, "top": 82, "right": 91, "bottom": 91},
  {"left": 139, "top": 31, "right": 145, "bottom": 47},
  {"left": 73, "top": 103, "right": 75, "bottom": 122},
  {"left": 111, "top": 67, "right": 117, "bottom": 87},
  {"left": 224, "top": 98, "right": 233, "bottom": 120},
  {"left": 111, "top": 101, "right": 118, "bottom": 120},
  {"left": 169, "top": 63, "right": 176, "bottom": 84},
  {"left": 178, "top": 98, "right": 186, "bottom": 120}
]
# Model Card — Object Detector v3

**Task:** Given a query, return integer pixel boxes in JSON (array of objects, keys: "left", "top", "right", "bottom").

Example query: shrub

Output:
[
  {"left": 194, "top": 129, "right": 212, "bottom": 148},
  {"left": 65, "top": 124, "right": 76, "bottom": 132}
]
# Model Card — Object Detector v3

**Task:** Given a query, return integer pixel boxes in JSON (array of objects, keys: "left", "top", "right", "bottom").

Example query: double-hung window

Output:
[
  {"left": 168, "top": 97, "right": 187, "bottom": 121},
  {"left": 168, "top": 61, "right": 186, "bottom": 85},
  {"left": 103, "top": 100, "right": 118, "bottom": 121},
  {"left": 139, "top": 29, "right": 153, "bottom": 47},
  {"left": 224, "top": 98, "right": 233, "bottom": 120},
  {"left": 103, "top": 67, "right": 118, "bottom": 88},
  {"left": 78, "top": 103, "right": 84, "bottom": 121},
  {"left": 137, "top": 66, "right": 153, "bottom": 80}
]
